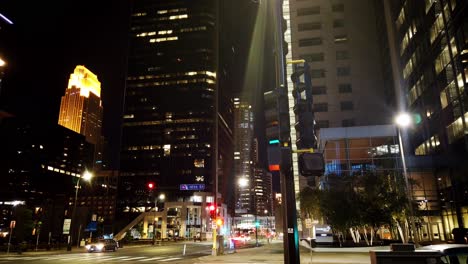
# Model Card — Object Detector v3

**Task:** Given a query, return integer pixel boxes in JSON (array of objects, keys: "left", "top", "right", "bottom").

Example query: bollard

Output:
[{"left": 183, "top": 244, "right": 186, "bottom": 256}]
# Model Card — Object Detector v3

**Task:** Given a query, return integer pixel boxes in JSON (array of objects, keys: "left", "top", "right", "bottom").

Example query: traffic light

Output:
[
  {"left": 216, "top": 217, "right": 223, "bottom": 227},
  {"left": 298, "top": 152, "right": 324, "bottom": 176},
  {"left": 147, "top": 182, "right": 155, "bottom": 190},
  {"left": 207, "top": 203, "right": 216, "bottom": 219}
]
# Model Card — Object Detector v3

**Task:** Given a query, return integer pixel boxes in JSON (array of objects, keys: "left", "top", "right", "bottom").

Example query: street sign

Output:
[
  {"left": 9, "top": 220, "right": 16, "bottom": 229},
  {"left": 85, "top": 221, "right": 97, "bottom": 232},
  {"left": 305, "top": 219, "right": 312, "bottom": 229},
  {"left": 63, "top": 219, "right": 71, "bottom": 234},
  {"left": 180, "top": 184, "right": 205, "bottom": 191},
  {"left": 212, "top": 223, "right": 217, "bottom": 229}
]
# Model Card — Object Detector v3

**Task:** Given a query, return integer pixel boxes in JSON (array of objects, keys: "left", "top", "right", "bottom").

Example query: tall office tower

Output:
[
  {"left": 383, "top": 0, "right": 468, "bottom": 235},
  {"left": 286, "top": 0, "right": 388, "bottom": 129},
  {"left": 233, "top": 97, "right": 254, "bottom": 213},
  {"left": 58, "top": 65, "right": 103, "bottom": 145},
  {"left": 252, "top": 167, "right": 273, "bottom": 217},
  {"left": 119, "top": 0, "right": 232, "bottom": 214}
]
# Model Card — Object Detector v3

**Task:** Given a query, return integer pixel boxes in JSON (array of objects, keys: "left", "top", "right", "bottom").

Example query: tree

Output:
[{"left": 12, "top": 206, "right": 34, "bottom": 243}]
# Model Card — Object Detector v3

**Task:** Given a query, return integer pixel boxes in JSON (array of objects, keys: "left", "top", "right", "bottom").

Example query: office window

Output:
[
  {"left": 301, "top": 53, "right": 324, "bottom": 62},
  {"left": 311, "top": 86, "right": 327, "bottom": 95},
  {"left": 332, "top": 3, "right": 344, "bottom": 12},
  {"left": 342, "top": 119, "right": 355, "bottom": 127},
  {"left": 334, "top": 35, "right": 348, "bottom": 44},
  {"left": 298, "top": 22, "right": 322, "bottom": 31},
  {"left": 338, "top": 84, "right": 352, "bottom": 93},
  {"left": 314, "top": 103, "right": 328, "bottom": 112},
  {"left": 297, "top": 6, "right": 320, "bottom": 16},
  {"left": 310, "top": 69, "right": 326, "bottom": 78},
  {"left": 337, "top": 67, "right": 351, "bottom": 76},
  {"left": 340, "top": 101, "right": 354, "bottom": 111},
  {"left": 299, "top": 38, "right": 323, "bottom": 47},
  {"left": 333, "top": 19, "right": 345, "bottom": 28},
  {"left": 315, "top": 120, "right": 329, "bottom": 128},
  {"left": 336, "top": 50, "right": 349, "bottom": 60}
]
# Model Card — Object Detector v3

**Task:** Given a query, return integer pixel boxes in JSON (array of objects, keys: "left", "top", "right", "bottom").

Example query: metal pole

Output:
[
  {"left": 7, "top": 227, "right": 13, "bottom": 254},
  {"left": 398, "top": 127, "right": 420, "bottom": 246},
  {"left": 76, "top": 224, "right": 82, "bottom": 248},
  {"left": 272, "top": 0, "right": 300, "bottom": 262},
  {"left": 35, "top": 229, "right": 40, "bottom": 251},
  {"left": 69, "top": 178, "right": 80, "bottom": 251}
]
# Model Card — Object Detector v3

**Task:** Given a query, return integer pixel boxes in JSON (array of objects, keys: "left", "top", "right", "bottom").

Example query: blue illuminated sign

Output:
[{"left": 180, "top": 184, "right": 205, "bottom": 191}]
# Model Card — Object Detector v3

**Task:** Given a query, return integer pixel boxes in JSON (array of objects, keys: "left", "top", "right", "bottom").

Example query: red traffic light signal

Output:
[
  {"left": 147, "top": 182, "right": 155, "bottom": 190},
  {"left": 206, "top": 203, "right": 216, "bottom": 219}
]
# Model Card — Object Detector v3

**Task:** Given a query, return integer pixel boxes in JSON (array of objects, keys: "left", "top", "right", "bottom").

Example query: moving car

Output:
[
  {"left": 85, "top": 239, "right": 118, "bottom": 253},
  {"left": 419, "top": 244, "right": 468, "bottom": 264}
]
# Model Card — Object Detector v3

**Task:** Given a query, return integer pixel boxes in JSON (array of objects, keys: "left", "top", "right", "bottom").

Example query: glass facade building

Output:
[
  {"left": 119, "top": 0, "right": 232, "bottom": 216},
  {"left": 385, "top": 0, "right": 468, "bottom": 236}
]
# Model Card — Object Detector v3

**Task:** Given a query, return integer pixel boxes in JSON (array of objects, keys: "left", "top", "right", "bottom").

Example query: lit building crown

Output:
[{"left": 67, "top": 65, "right": 101, "bottom": 98}]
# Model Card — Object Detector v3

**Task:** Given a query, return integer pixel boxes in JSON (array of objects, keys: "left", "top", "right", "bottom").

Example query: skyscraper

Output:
[
  {"left": 233, "top": 97, "right": 254, "bottom": 213},
  {"left": 58, "top": 65, "right": 103, "bottom": 145},
  {"left": 383, "top": 0, "right": 468, "bottom": 237},
  {"left": 119, "top": 0, "right": 232, "bottom": 214}
]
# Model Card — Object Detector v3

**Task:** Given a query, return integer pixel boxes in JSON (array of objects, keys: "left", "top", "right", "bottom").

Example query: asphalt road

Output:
[{"left": 0, "top": 242, "right": 213, "bottom": 264}]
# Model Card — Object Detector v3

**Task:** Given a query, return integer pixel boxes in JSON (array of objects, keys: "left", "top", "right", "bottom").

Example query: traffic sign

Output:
[{"left": 305, "top": 219, "right": 312, "bottom": 229}]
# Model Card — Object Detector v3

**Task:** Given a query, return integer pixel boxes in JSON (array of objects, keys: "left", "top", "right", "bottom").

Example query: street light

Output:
[
  {"left": 153, "top": 193, "right": 165, "bottom": 243},
  {"left": 394, "top": 113, "right": 420, "bottom": 246},
  {"left": 0, "top": 58, "right": 6, "bottom": 67},
  {"left": 69, "top": 170, "right": 93, "bottom": 250}
]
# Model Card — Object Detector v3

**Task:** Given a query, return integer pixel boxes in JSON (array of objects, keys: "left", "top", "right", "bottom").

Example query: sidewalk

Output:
[{"left": 195, "top": 240, "right": 387, "bottom": 264}]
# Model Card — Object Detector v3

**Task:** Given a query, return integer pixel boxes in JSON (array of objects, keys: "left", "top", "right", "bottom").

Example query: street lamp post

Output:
[
  {"left": 68, "top": 170, "right": 92, "bottom": 250},
  {"left": 395, "top": 113, "right": 420, "bottom": 246}
]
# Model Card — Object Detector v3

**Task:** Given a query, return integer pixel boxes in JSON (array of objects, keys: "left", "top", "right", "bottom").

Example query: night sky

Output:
[
  {"left": 2, "top": 0, "right": 134, "bottom": 168},
  {"left": 1, "top": 0, "right": 267, "bottom": 173}
]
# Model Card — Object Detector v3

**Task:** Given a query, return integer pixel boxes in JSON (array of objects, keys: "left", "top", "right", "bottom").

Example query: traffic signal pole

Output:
[{"left": 271, "top": 1, "right": 300, "bottom": 263}]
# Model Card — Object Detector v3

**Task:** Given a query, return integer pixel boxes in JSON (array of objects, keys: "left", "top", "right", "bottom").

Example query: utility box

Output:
[{"left": 370, "top": 244, "right": 442, "bottom": 264}]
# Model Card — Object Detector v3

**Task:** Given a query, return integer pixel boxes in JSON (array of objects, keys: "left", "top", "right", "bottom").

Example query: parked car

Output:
[
  {"left": 85, "top": 239, "right": 118, "bottom": 253},
  {"left": 419, "top": 244, "right": 468, "bottom": 264}
]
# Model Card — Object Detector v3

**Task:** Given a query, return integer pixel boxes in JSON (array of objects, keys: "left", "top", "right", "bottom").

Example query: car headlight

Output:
[
  {"left": 96, "top": 243, "right": 105, "bottom": 250},
  {"left": 85, "top": 245, "right": 91, "bottom": 250}
]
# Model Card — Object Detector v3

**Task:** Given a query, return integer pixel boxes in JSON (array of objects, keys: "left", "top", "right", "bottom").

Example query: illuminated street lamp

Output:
[
  {"left": 68, "top": 170, "right": 93, "bottom": 250},
  {"left": 0, "top": 58, "right": 6, "bottom": 67},
  {"left": 394, "top": 113, "right": 419, "bottom": 245}
]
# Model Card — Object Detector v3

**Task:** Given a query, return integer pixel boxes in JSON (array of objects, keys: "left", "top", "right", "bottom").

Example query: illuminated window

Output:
[
  {"left": 334, "top": 35, "right": 348, "bottom": 44},
  {"left": 446, "top": 112, "right": 468, "bottom": 143},
  {"left": 194, "top": 159, "right": 205, "bottom": 168},
  {"left": 163, "top": 144, "right": 171, "bottom": 156},
  {"left": 415, "top": 135, "right": 441, "bottom": 155},
  {"left": 396, "top": 6, "right": 405, "bottom": 30}
]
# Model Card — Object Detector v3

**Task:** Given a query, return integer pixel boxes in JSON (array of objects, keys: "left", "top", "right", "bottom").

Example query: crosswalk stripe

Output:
[
  {"left": 120, "top": 256, "right": 147, "bottom": 261},
  {"left": 138, "top": 257, "right": 165, "bottom": 261},
  {"left": 159, "top": 257, "right": 182, "bottom": 262}
]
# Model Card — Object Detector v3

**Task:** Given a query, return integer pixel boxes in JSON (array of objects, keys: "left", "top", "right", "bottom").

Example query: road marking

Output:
[
  {"left": 120, "top": 256, "right": 147, "bottom": 261},
  {"left": 159, "top": 257, "right": 182, "bottom": 262},
  {"left": 138, "top": 257, "right": 165, "bottom": 261}
]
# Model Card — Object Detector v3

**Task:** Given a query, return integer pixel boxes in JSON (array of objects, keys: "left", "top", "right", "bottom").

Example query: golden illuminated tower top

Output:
[
  {"left": 58, "top": 65, "right": 103, "bottom": 145},
  {"left": 67, "top": 65, "right": 101, "bottom": 98}
]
